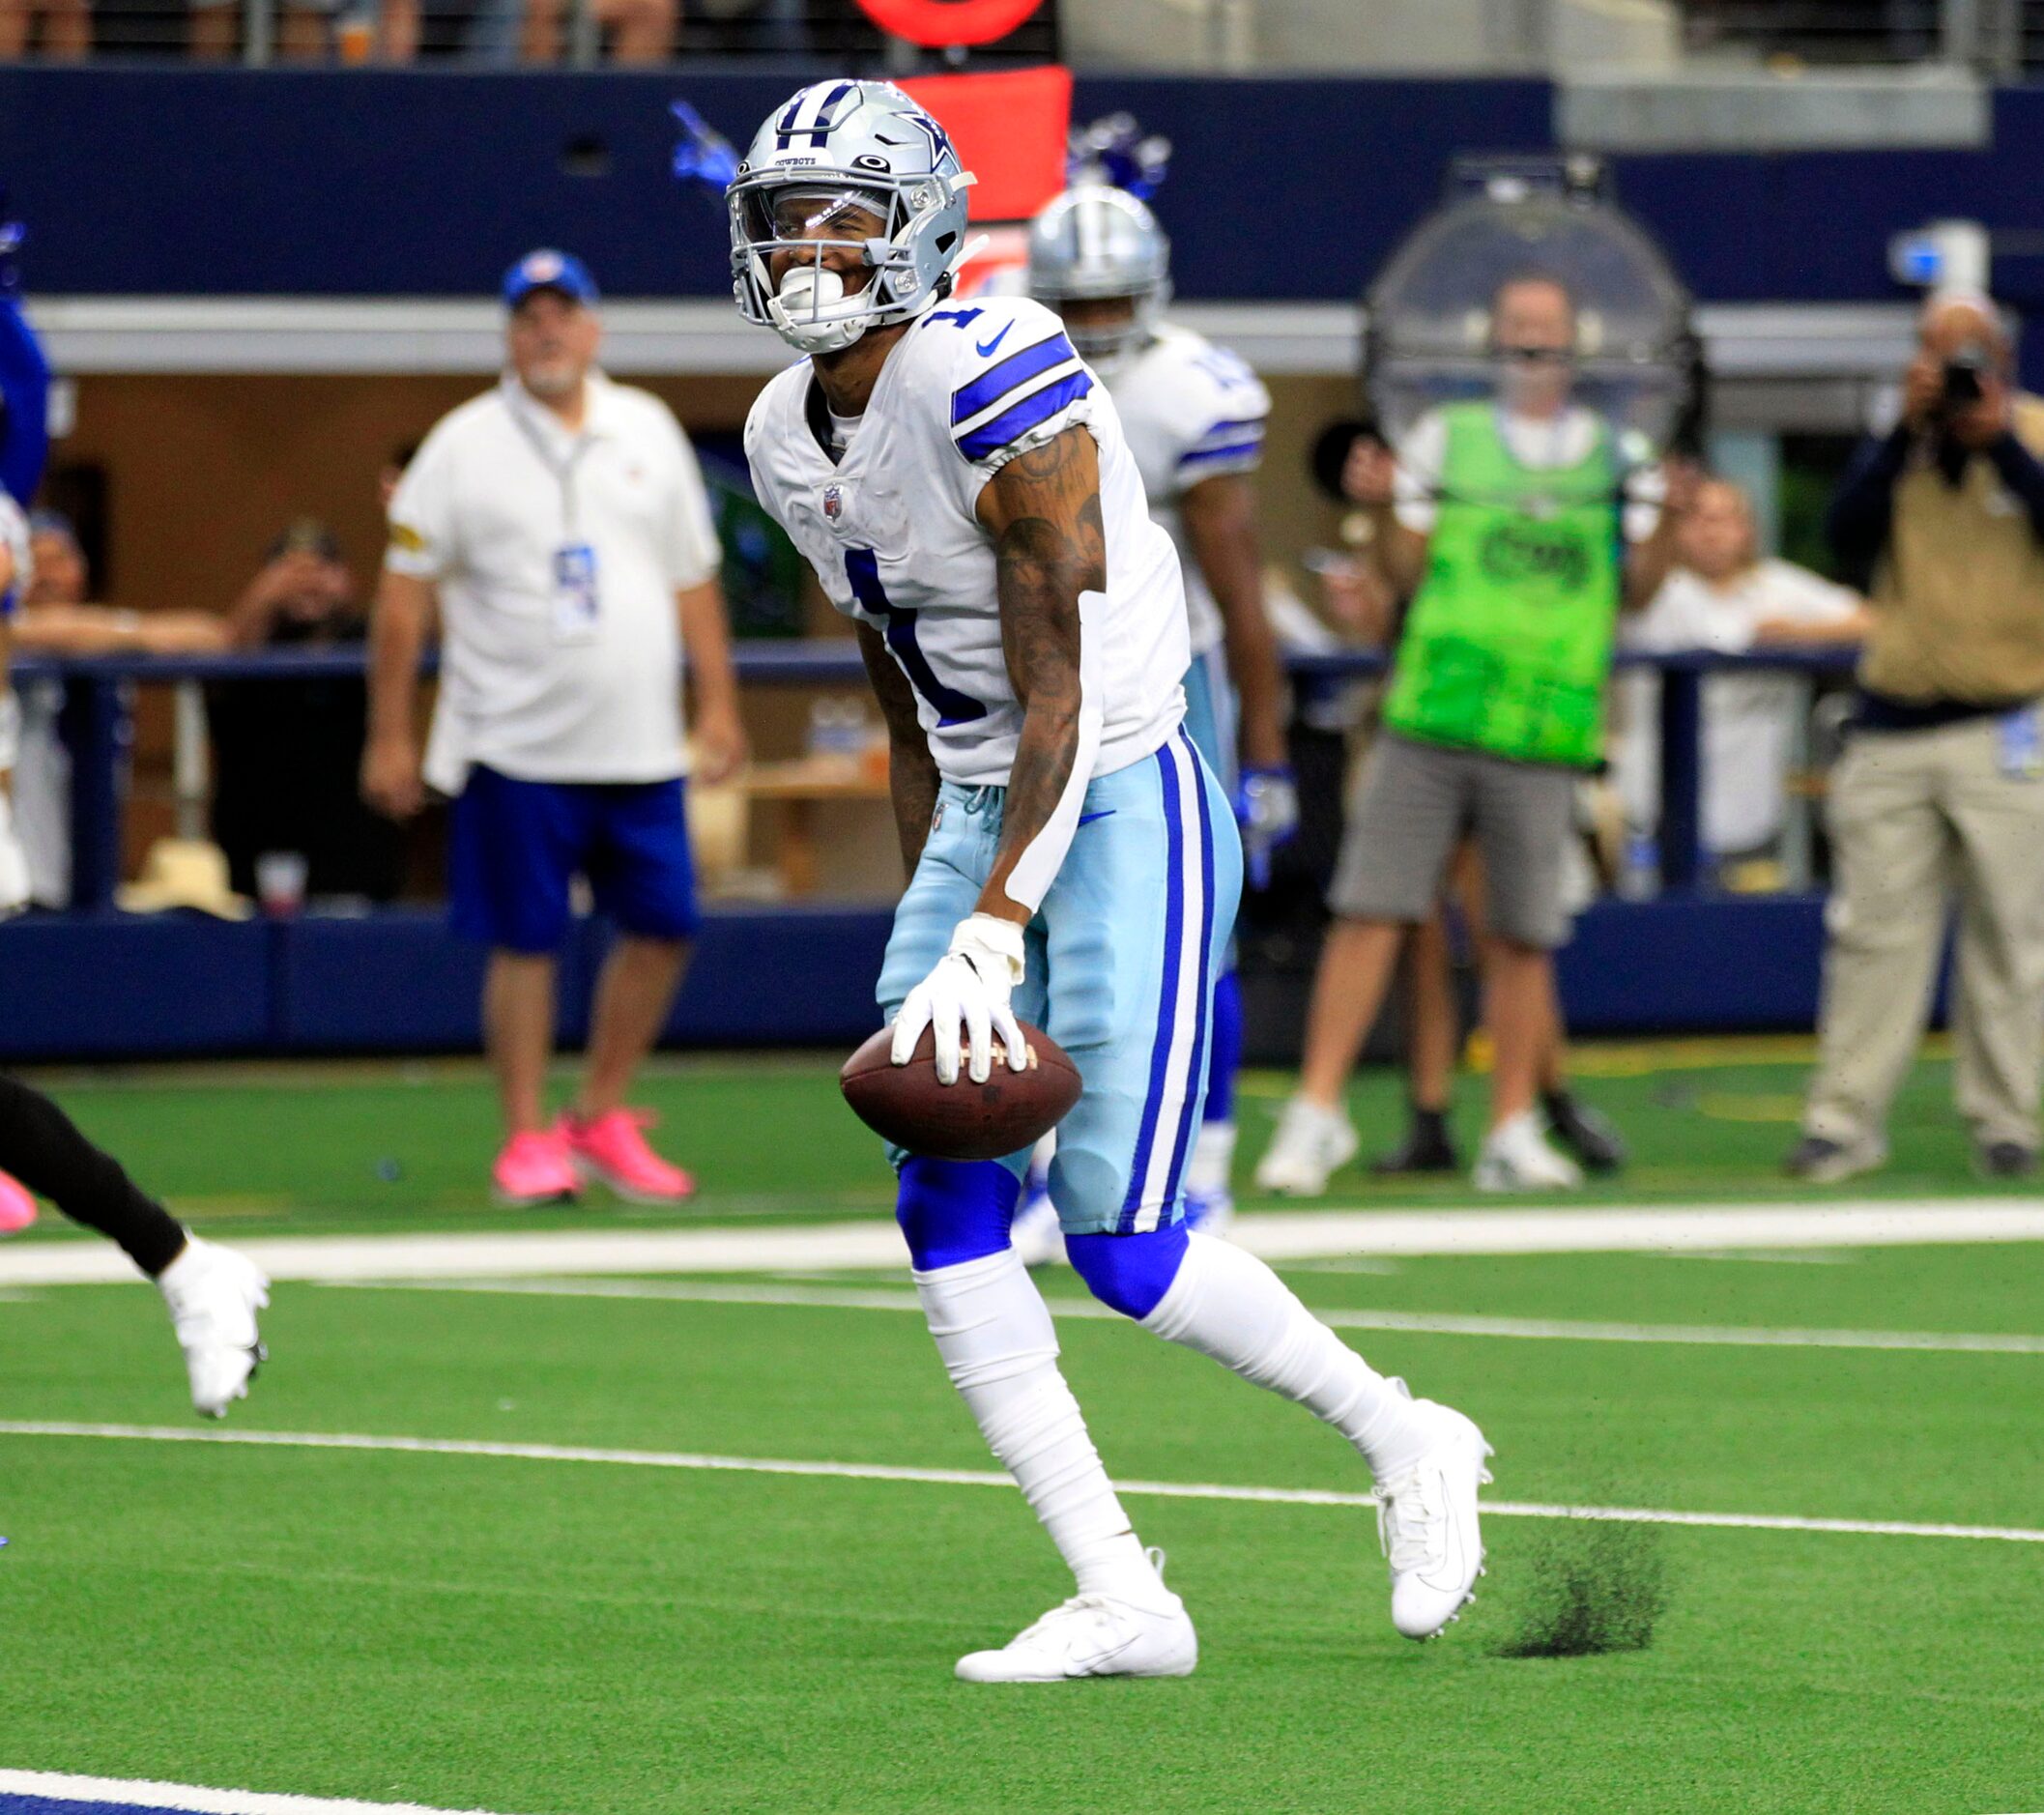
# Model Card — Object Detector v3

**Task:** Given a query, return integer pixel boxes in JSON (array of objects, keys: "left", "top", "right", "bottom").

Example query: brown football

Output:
[{"left": 840, "top": 1021, "right": 1082, "bottom": 1162}]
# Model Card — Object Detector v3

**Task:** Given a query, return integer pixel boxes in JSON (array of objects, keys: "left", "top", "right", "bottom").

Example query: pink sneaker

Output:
[
  {"left": 492, "top": 1129, "right": 581, "bottom": 1207},
  {"left": 0, "top": 1169, "right": 37, "bottom": 1235},
  {"left": 561, "top": 1109, "right": 696, "bottom": 1204}
]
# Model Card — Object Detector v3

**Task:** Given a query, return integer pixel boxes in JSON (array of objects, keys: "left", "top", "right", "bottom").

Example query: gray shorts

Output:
[{"left": 1328, "top": 733, "right": 1578, "bottom": 950}]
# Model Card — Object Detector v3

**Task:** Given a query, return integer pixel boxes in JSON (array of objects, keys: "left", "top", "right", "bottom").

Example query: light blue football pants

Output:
[{"left": 878, "top": 726, "right": 1242, "bottom": 1236}]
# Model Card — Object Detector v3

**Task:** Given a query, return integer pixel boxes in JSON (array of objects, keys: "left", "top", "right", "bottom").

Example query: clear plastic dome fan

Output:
[{"left": 1363, "top": 159, "right": 1699, "bottom": 502}]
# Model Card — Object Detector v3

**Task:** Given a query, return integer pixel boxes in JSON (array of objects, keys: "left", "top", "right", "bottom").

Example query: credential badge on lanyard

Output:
[{"left": 513, "top": 396, "right": 604, "bottom": 647}]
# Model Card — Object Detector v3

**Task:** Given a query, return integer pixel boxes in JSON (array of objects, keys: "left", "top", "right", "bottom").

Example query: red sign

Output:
[
  {"left": 900, "top": 66, "right": 1072, "bottom": 222},
  {"left": 854, "top": 0, "right": 1045, "bottom": 47}
]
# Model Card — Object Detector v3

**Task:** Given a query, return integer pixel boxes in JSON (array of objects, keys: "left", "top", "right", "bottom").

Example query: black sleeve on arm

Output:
[
  {"left": 1826, "top": 423, "right": 1913, "bottom": 583},
  {"left": 1985, "top": 431, "right": 2044, "bottom": 542}
]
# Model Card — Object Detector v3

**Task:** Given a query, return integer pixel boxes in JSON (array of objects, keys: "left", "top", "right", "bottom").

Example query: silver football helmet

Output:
[
  {"left": 1025, "top": 185, "right": 1171, "bottom": 369},
  {"left": 729, "top": 80, "right": 976, "bottom": 356}
]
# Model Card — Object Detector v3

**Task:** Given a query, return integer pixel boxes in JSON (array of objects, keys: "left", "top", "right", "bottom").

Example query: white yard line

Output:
[
  {"left": 327, "top": 1276, "right": 2044, "bottom": 1358},
  {"left": 2, "top": 1422, "right": 2037, "bottom": 1546},
  {"left": 0, "top": 1767, "right": 515, "bottom": 1815},
  {"left": 7, "top": 1198, "right": 2044, "bottom": 1286}
]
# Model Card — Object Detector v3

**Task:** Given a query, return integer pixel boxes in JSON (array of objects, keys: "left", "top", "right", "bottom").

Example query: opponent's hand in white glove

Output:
[{"left": 891, "top": 913, "right": 1029, "bottom": 1086}]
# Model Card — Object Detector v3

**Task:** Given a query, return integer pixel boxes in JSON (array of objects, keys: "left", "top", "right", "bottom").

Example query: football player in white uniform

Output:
[
  {"left": 1025, "top": 183, "right": 1295, "bottom": 1240},
  {"left": 733, "top": 80, "right": 1488, "bottom": 1681}
]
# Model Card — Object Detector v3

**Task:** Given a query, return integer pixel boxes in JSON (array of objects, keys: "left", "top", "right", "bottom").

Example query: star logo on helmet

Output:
[{"left": 823, "top": 484, "right": 843, "bottom": 521}]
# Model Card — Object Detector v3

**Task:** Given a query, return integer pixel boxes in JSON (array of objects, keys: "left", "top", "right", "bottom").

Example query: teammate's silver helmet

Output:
[
  {"left": 1025, "top": 185, "right": 1171, "bottom": 366},
  {"left": 729, "top": 81, "right": 975, "bottom": 356}
]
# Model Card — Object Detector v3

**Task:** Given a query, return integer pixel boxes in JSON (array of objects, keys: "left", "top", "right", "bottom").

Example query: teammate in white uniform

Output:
[
  {"left": 1025, "top": 184, "right": 1296, "bottom": 1239},
  {"left": 731, "top": 80, "right": 1488, "bottom": 1682}
]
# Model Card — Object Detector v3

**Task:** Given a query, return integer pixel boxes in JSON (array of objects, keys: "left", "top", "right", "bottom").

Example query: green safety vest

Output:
[{"left": 1381, "top": 401, "right": 1624, "bottom": 769}]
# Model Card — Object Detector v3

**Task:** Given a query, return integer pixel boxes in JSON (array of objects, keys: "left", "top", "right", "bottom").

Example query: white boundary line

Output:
[
  {"left": 326, "top": 1277, "right": 2044, "bottom": 1359},
  {"left": 0, "top": 1767, "right": 513, "bottom": 1814},
  {"left": 3, "top": 1422, "right": 2037, "bottom": 1546},
  {"left": 7, "top": 1199, "right": 2044, "bottom": 1287}
]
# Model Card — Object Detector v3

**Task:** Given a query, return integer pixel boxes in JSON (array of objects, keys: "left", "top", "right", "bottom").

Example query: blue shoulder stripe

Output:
[
  {"left": 956, "top": 370, "right": 1094, "bottom": 463},
  {"left": 950, "top": 332, "right": 1078, "bottom": 427},
  {"left": 1178, "top": 438, "right": 1264, "bottom": 472},
  {"left": 1189, "top": 416, "right": 1268, "bottom": 449}
]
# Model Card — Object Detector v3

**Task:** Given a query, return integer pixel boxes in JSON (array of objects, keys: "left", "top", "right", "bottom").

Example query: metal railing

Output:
[
  {"left": 9, "top": 640, "right": 1862, "bottom": 911},
  {"left": 0, "top": 0, "right": 1057, "bottom": 63},
  {"left": 1676, "top": 0, "right": 2031, "bottom": 72}
]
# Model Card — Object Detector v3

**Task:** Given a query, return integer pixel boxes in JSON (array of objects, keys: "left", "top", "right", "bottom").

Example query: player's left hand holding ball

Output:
[{"left": 892, "top": 915, "right": 1031, "bottom": 1086}]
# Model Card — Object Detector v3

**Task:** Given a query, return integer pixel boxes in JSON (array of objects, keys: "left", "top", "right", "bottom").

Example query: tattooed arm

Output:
[
  {"left": 857, "top": 619, "right": 941, "bottom": 878},
  {"left": 972, "top": 423, "right": 1108, "bottom": 924}
]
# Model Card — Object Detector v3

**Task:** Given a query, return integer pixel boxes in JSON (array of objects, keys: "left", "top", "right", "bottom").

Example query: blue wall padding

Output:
[
  {"left": 14, "top": 68, "right": 2044, "bottom": 310},
  {"left": 0, "top": 896, "right": 1950, "bottom": 1059}
]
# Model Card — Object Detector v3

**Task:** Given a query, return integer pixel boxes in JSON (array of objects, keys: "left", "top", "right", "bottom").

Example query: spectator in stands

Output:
[
  {"left": 1257, "top": 276, "right": 1685, "bottom": 1196},
  {"left": 1791, "top": 292, "right": 2044, "bottom": 1183},
  {"left": 364, "top": 248, "right": 743, "bottom": 1208},
  {"left": 1620, "top": 475, "right": 1867, "bottom": 879},
  {"left": 10, "top": 509, "right": 228, "bottom": 908},
  {"left": 520, "top": 0, "right": 673, "bottom": 63},
  {"left": 0, "top": 0, "right": 88, "bottom": 57},
  {"left": 189, "top": 0, "right": 414, "bottom": 61},
  {"left": 208, "top": 518, "right": 404, "bottom": 905}
]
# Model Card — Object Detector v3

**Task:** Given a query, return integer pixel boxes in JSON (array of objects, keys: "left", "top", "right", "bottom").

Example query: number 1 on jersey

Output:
[{"left": 845, "top": 549, "right": 985, "bottom": 726}]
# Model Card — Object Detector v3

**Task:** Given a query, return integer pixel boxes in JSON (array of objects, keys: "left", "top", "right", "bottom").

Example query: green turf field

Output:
[
  {"left": 3, "top": 1048, "right": 2041, "bottom": 1813},
  {"left": 1, "top": 1035, "right": 2034, "bottom": 1242}
]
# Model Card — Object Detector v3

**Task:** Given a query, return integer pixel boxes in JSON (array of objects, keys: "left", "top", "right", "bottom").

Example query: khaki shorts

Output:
[{"left": 1328, "top": 733, "right": 1579, "bottom": 950}]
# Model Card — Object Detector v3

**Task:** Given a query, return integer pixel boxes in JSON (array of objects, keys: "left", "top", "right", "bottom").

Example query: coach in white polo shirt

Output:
[{"left": 364, "top": 248, "right": 745, "bottom": 1208}]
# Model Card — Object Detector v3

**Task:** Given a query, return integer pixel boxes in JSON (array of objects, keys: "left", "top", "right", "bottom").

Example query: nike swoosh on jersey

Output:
[
  {"left": 1078, "top": 810, "right": 1115, "bottom": 826},
  {"left": 975, "top": 322, "right": 1014, "bottom": 359}
]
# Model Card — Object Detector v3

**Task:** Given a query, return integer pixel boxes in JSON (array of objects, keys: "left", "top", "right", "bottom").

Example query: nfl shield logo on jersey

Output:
[{"left": 823, "top": 483, "right": 843, "bottom": 522}]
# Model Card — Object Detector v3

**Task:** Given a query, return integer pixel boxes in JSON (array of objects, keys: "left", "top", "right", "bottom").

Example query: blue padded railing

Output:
[{"left": 9, "top": 641, "right": 1862, "bottom": 910}]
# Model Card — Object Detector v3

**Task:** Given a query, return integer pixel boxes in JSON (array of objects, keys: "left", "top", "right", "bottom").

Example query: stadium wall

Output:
[{"left": 6, "top": 69, "right": 2044, "bottom": 320}]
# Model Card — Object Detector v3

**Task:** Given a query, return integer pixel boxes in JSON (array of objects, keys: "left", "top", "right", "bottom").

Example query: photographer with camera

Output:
[{"left": 1790, "top": 292, "right": 2044, "bottom": 1182}]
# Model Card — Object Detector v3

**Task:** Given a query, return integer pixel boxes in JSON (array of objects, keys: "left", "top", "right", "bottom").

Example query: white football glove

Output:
[{"left": 891, "top": 913, "right": 1029, "bottom": 1086}]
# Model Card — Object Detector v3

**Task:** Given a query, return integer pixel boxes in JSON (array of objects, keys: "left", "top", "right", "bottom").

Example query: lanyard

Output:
[{"left": 506, "top": 388, "right": 599, "bottom": 538}]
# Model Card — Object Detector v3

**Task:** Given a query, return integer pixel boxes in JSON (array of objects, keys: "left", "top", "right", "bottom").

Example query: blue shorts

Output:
[
  {"left": 877, "top": 727, "right": 1242, "bottom": 1236},
  {"left": 448, "top": 764, "right": 699, "bottom": 954},
  {"left": 1180, "top": 645, "right": 1239, "bottom": 796}
]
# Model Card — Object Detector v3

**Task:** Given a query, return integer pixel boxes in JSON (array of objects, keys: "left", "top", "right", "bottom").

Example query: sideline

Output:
[
  {"left": 327, "top": 1276, "right": 2044, "bottom": 1357},
  {"left": 0, "top": 1768, "right": 515, "bottom": 1815},
  {"left": 3, "top": 1421, "right": 2038, "bottom": 1545},
  {"left": 7, "top": 1199, "right": 2044, "bottom": 1285}
]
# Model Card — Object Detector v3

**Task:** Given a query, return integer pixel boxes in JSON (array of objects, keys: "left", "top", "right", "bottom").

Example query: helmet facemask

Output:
[{"left": 731, "top": 167, "right": 969, "bottom": 355}]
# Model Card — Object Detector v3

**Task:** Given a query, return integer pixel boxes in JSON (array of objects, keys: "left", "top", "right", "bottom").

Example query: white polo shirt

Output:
[{"left": 386, "top": 370, "right": 722, "bottom": 793}]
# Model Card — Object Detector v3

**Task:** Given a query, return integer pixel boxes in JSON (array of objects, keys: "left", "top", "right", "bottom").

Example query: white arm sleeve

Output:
[{"left": 1001, "top": 586, "right": 1107, "bottom": 916}]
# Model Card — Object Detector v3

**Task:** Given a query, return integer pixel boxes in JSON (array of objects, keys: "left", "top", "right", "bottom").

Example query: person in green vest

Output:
[{"left": 1258, "top": 273, "right": 1689, "bottom": 1194}]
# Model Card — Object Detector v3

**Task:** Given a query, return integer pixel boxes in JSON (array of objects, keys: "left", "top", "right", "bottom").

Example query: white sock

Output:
[
  {"left": 1188, "top": 1120, "right": 1237, "bottom": 1197},
  {"left": 913, "top": 1247, "right": 1166, "bottom": 1606},
  {"left": 1141, "top": 1232, "right": 1430, "bottom": 1482}
]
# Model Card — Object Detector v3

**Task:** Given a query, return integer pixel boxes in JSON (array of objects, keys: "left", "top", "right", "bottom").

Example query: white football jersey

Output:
[
  {"left": 745, "top": 294, "right": 1189, "bottom": 792},
  {"left": 1106, "top": 323, "right": 1272, "bottom": 659}
]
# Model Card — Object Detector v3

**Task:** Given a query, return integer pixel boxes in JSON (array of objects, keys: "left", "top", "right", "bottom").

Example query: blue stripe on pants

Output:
[
  {"left": 1158, "top": 731, "right": 1219, "bottom": 1202},
  {"left": 1121, "top": 741, "right": 1185, "bottom": 1231}
]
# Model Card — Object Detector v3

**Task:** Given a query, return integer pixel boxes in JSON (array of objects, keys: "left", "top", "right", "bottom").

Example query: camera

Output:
[{"left": 1941, "top": 344, "right": 1993, "bottom": 409}]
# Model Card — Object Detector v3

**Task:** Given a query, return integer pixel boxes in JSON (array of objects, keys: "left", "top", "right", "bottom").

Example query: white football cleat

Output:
[
  {"left": 157, "top": 1236, "right": 269, "bottom": 1419},
  {"left": 1375, "top": 1394, "right": 1493, "bottom": 1641},
  {"left": 1253, "top": 1097, "right": 1359, "bottom": 1197},
  {"left": 1473, "top": 1110, "right": 1583, "bottom": 1193},
  {"left": 956, "top": 1553, "right": 1197, "bottom": 1684}
]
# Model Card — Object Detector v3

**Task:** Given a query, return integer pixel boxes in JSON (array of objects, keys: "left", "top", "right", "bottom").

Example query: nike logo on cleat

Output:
[{"left": 976, "top": 323, "right": 1013, "bottom": 358}]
